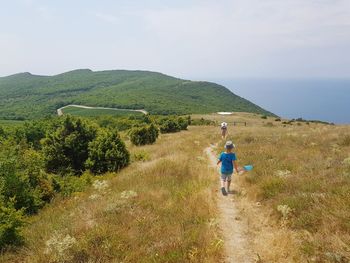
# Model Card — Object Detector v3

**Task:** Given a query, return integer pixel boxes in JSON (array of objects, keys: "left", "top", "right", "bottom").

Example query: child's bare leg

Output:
[
  {"left": 221, "top": 179, "right": 227, "bottom": 195},
  {"left": 221, "top": 179, "right": 225, "bottom": 188},
  {"left": 227, "top": 180, "right": 231, "bottom": 192}
]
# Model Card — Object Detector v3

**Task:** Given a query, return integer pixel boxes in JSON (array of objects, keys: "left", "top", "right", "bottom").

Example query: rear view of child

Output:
[{"left": 217, "top": 141, "right": 239, "bottom": 196}]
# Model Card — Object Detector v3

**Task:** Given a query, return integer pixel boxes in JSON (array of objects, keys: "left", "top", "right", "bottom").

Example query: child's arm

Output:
[
  {"left": 233, "top": 160, "right": 239, "bottom": 173},
  {"left": 217, "top": 160, "right": 222, "bottom": 165}
]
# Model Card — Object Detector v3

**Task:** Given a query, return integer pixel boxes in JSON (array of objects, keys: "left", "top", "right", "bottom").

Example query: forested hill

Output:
[{"left": 0, "top": 69, "right": 274, "bottom": 119}]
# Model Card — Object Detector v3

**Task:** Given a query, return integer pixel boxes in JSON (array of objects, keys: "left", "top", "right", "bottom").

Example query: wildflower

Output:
[
  {"left": 277, "top": 204, "right": 292, "bottom": 219},
  {"left": 275, "top": 170, "right": 291, "bottom": 178},
  {"left": 44, "top": 231, "right": 77, "bottom": 260},
  {"left": 120, "top": 190, "right": 138, "bottom": 199},
  {"left": 93, "top": 180, "right": 109, "bottom": 191},
  {"left": 88, "top": 194, "right": 101, "bottom": 200}
]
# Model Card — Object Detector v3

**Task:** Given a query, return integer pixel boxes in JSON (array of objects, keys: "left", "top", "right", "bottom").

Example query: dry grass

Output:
[
  {"left": 209, "top": 113, "right": 350, "bottom": 262},
  {"left": 2, "top": 112, "right": 349, "bottom": 262},
  {"left": 1, "top": 127, "right": 222, "bottom": 263}
]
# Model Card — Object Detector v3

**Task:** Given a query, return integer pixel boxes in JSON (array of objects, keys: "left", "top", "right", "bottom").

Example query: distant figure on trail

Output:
[
  {"left": 217, "top": 141, "right": 239, "bottom": 196},
  {"left": 221, "top": 122, "right": 228, "bottom": 139}
]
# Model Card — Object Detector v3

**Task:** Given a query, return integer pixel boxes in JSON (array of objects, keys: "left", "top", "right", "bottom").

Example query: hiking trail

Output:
[{"left": 205, "top": 144, "right": 255, "bottom": 263}]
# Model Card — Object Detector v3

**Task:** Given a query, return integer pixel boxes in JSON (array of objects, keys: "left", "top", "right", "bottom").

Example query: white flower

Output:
[
  {"left": 44, "top": 231, "right": 77, "bottom": 259},
  {"left": 277, "top": 204, "right": 292, "bottom": 219},
  {"left": 88, "top": 194, "right": 101, "bottom": 200},
  {"left": 275, "top": 170, "right": 291, "bottom": 177},
  {"left": 93, "top": 180, "right": 109, "bottom": 191},
  {"left": 120, "top": 190, "right": 138, "bottom": 199}
]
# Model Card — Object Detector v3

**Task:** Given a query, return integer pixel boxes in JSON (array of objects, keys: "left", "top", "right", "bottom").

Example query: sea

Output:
[{"left": 213, "top": 78, "right": 350, "bottom": 124}]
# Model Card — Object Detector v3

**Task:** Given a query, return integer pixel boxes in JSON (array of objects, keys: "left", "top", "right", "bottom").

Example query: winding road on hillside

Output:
[
  {"left": 57, "top": 104, "right": 148, "bottom": 116},
  {"left": 206, "top": 145, "right": 255, "bottom": 263}
]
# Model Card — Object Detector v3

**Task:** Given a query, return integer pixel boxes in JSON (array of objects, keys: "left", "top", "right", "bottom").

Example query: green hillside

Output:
[{"left": 0, "top": 69, "right": 274, "bottom": 119}]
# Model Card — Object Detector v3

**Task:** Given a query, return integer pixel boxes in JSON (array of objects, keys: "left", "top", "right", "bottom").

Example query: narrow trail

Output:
[
  {"left": 205, "top": 145, "right": 255, "bottom": 263},
  {"left": 57, "top": 104, "right": 148, "bottom": 116}
]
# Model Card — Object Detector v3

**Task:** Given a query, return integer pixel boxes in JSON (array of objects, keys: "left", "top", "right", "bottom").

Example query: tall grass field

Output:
[{"left": 1, "top": 113, "right": 349, "bottom": 262}]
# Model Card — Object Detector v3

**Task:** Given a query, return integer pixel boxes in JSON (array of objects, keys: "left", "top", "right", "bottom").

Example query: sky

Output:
[{"left": 1, "top": 0, "right": 350, "bottom": 79}]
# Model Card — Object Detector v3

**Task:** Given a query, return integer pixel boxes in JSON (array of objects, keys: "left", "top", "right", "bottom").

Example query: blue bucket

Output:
[{"left": 243, "top": 165, "right": 253, "bottom": 171}]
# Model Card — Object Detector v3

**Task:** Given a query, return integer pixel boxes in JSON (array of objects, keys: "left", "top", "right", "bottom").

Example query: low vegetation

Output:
[
  {"left": 0, "top": 114, "right": 193, "bottom": 250},
  {"left": 0, "top": 126, "right": 222, "bottom": 262},
  {"left": 1, "top": 111, "right": 349, "bottom": 262},
  {"left": 217, "top": 118, "right": 350, "bottom": 262}
]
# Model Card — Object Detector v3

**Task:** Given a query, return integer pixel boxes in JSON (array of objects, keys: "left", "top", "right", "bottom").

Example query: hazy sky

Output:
[{"left": 1, "top": 0, "right": 350, "bottom": 79}]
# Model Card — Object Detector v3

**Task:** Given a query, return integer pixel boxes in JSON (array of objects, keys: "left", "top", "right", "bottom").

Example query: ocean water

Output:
[{"left": 213, "top": 79, "right": 350, "bottom": 124}]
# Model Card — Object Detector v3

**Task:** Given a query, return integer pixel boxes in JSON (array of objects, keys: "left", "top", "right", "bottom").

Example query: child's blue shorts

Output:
[{"left": 221, "top": 172, "right": 233, "bottom": 182}]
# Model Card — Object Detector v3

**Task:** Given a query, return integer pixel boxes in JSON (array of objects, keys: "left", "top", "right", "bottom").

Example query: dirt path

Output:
[
  {"left": 57, "top": 104, "right": 148, "bottom": 116},
  {"left": 205, "top": 145, "right": 255, "bottom": 263}
]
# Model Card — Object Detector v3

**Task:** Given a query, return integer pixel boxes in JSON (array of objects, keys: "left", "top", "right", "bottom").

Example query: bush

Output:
[
  {"left": 132, "top": 150, "right": 150, "bottom": 162},
  {"left": 177, "top": 117, "right": 189, "bottom": 130},
  {"left": 261, "top": 115, "right": 268, "bottom": 119},
  {"left": 52, "top": 172, "right": 93, "bottom": 196},
  {"left": 14, "top": 121, "right": 47, "bottom": 149},
  {"left": 85, "top": 130, "right": 130, "bottom": 174},
  {"left": 130, "top": 124, "right": 159, "bottom": 146},
  {"left": 0, "top": 200, "right": 25, "bottom": 248},
  {"left": 42, "top": 116, "right": 97, "bottom": 175},
  {"left": 0, "top": 140, "right": 55, "bottom": 214},
  {"left": 275, "top": 118, "right": 281, "bottom": 122},
  {"left": 0, "top": 158, "right": 38, "bottom": 214},
  {"left": 160, "top": 119, "right": 181, "bottom": 133}
]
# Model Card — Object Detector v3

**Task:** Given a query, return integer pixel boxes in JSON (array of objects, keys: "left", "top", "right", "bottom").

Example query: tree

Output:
[
  {"left": 42, "top": 116, "right": 97, "bottom": 174},
  {"left": 85, "top": 129, "right": 130, "bottom": 174}
]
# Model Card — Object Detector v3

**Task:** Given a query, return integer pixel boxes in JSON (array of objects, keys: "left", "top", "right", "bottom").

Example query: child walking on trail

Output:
[
  {"left": 220, "top": 122, "right": 228, "bottom": 139},
  {"left": 217, "top": 141, "right": 239, "bottom": 196}
]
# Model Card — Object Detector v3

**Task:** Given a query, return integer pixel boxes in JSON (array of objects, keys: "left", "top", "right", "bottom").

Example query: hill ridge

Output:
[{"left": 0, "top": 69, "right": 275, "bottom": 119}]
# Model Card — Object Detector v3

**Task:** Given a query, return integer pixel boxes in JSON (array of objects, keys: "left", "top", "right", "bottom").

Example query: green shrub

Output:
[
  {"left": 0, "top": 158, "right": 38, "bottom": 214},
  {"left": 132, "top": 150, "right": 150, "bottom": 162},
  {"left": 85, "top": 129, "right": 130, "bottom": 174},
  {"left": 177, "top": 117, "right": 189, "bottom": 130},
  {"left": 0, "top": 199, "right": 25, "bottom": 248},
  {"left": 160, "top": 119, "right": 181, "bottom": 133},
  {"left": 130, "top": 124, "right": 159, "bottom": 146},
  {"left": 275, "top": 118, "right": 281, "bottom": 122},
  {"left": 14, "top": 121, "right": 47, "bottom": 149},
  {"left": 52, "top": 172, "right": 93, "bottom": 196},
  {"left": 261, "top": 115, "right": 268, "bottom": 119},
  {"left": 42, "top": 116, "right": 97, "bottom": 175}
]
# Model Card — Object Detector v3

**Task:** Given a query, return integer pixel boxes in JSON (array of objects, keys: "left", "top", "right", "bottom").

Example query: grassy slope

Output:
[
  {"left": 0, "top": 69, "right": 274, "bottom": 119},
  {"left": 2, "top": 127, "right": 222, "bottom": 263}
]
